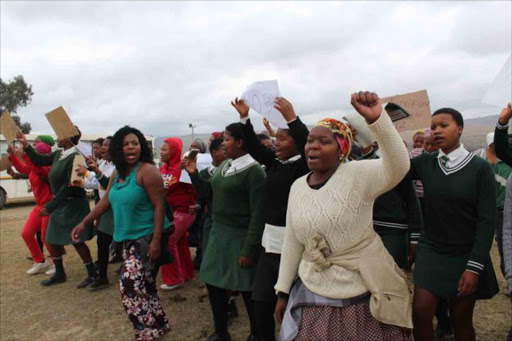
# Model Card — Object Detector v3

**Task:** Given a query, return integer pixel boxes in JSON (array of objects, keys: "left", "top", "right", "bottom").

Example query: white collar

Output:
[
  {"left": 279, "top": 154, "right": 302, "bottom": 165},
  {"left": 207, "top": 163, "right": 217, "bottom": 175},
  {"left": 437, "top": 144, "right": 468, "bottom": 162},
  {"left": 99, "top": 160, "right": 116, "bottom": 176},
  {"left": 437, "top": 144, "right": 474, "bottom": 175},
  {"left": 60, "top": 147, "right": 77, "bottom": 160},
  {"left": 223, "top": 154, "right": 258, "bottom": 176}
]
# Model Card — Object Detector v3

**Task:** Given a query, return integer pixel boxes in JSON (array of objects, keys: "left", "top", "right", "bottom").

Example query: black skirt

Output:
[{"left": 252, "top": 252, "right": 281, "bottom": 302}]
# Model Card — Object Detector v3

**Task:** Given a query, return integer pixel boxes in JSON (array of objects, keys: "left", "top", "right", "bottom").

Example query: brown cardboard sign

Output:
[
  {"left": 45, "top": 106, "right": 79, "bottom": 140},
  {"left": 380, "top": 90, "right": 431, "bottom": 132},
  {"left": 0, "top": 154, "right": 13, "bottom": 172},
  {"left": 0, "top": 112, "right": 22, "bottom": 144},
  {"left": 70, "top": 154, "right": 86, "bottom": 187}
]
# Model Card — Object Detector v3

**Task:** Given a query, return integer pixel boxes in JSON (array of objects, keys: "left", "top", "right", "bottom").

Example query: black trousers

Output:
[
  {"left": 97, "top": 230, "right": 113, "bottom": 279},
  {"left": 252, "top": 252, "right": 281, "bottom": 341},
  {"left": 496, "top": 208, "right": 505, "bottom": 276},
  {"left": 206, "top": 284, "right": 257, "bottom": 337}
]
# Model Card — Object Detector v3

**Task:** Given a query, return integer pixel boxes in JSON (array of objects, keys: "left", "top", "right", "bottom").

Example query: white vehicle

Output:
[{"left": 0, "top": 134, "right": 156, "bottom": 209}]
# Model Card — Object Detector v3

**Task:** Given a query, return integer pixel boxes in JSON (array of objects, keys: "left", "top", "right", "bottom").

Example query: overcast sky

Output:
[{"left": 1, "top": 1, "right": 511, "bottom": 137}]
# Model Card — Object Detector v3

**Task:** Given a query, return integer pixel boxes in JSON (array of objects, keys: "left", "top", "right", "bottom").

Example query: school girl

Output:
[
  {"left": 184, "top": 122, "right": 265, "bottom": 341},
  {"left": 411, "top": 108, "right": 498, "bottom": 341},
  {"left": 230, "top": 96, "right": 309, "bottom": 341},
  {"left": 17, "top": 129, "right": 97, "bottom": 287}
]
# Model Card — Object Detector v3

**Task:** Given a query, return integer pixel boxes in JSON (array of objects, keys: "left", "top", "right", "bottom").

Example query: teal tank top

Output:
[{"left": 109, "top": 162, "right": 169, "bottom": 242}]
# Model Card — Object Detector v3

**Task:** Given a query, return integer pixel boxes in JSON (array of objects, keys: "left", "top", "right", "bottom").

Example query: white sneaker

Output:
[
  {"left": 45, "top": 265, "right": 56, "bottom": 276},
  {"left": 27, "top": 261, "right": 50, "bottom": 275},
  {"left": 160, "top": 283, "right": 184, "bottom": 291}
]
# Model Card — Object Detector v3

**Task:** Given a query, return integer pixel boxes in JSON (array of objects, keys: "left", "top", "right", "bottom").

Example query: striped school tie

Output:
[{"left": 440, "top": 155, "right": 450, "bottom": 167}]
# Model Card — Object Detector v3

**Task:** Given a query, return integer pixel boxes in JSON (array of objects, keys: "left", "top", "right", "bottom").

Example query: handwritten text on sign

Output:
[
  {"left": 241, "top": 80, "right": 288, "bottom": 129},
  {"left": 380, "top": 90, "right": 432, "bottom": 132}
]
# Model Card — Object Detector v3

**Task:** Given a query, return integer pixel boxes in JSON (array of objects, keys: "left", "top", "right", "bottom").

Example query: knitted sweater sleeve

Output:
[
  {"left": 274, "top": 182, "right": 305, "bottom": 295},
  {"left": 356, "top": 113, "right": 410, "bottom": 201},
  {"left": 503, "top": 176, "right": 512, "bottom": 291}
]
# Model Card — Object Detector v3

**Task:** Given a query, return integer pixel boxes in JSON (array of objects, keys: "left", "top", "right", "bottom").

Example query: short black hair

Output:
[
  {"left": 432, "top": 108, "right": 464, "bottom": 128},
  {"left": 109, "top": 126, "right": 154, "bottom": 179},
  {"left": 257, "top": 133, "right": 271, "bottom": 141},
  {"left": 70, "top": 126, "right": 82, "bottom": 145},
  {"left": 225, "top": 123, "right": 247, "bottom": 151},
  {"left": 94, "top": 138, "right": 105, "bottom": 146},
  {"left": 105, "top": 136, "right": 113, "bottom": 141},
  {"left": 209, "top": 138, "right": 223, "bottom": 154}
]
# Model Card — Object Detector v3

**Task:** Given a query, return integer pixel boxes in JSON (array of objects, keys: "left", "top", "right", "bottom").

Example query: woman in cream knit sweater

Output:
[{"left": 274, "top": 91, "right": 413, "bottom": 341}]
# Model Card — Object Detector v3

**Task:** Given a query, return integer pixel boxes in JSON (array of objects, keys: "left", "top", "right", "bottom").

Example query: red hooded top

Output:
[
  {"left": 9, "top": 149, "right": 53, "bottom": 206},
  {"left": 160, "top": 137, "right": 196, "bottom": 213}
]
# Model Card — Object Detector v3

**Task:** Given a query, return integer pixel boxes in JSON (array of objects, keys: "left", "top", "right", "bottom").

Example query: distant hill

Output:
[
  {"left": 464, "top": 114, "right": 499, "bottom": 127},
  {"left": 155, "top": 114, "right": 502, "bottom": 156}
]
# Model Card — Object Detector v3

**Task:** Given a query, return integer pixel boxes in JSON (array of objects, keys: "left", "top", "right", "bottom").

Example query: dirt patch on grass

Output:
[{"left": 1, "top": 203, "right": 510, "bottom": 340}]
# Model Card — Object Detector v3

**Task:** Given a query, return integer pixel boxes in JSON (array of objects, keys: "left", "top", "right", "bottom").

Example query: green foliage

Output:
[{"left": 0, "top": 75, "right": 34, "bottom": 133}]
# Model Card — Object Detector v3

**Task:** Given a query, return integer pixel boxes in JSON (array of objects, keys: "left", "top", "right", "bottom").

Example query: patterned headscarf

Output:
[
  {"left": 314, "top": 118, "right": 353, "bottom": 163},
  {"left": 192, "top": 138, "right": 207, "bottom": 153},
  {"left": 36, "top": 135, "right": 55, "bottom": 147}
]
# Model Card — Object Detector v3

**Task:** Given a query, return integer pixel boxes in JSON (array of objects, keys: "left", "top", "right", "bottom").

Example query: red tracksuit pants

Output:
[
  {"left": 160, "top": 211, "right": 196, "bottom": 286},
  {"left": 22, "top": 205, "right": 51, "bottom": 263}
]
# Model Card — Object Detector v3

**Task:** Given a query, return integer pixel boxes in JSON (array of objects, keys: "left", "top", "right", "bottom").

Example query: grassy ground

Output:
[{"left": 0, "top": 203, "right": 510, "bottom": 341}]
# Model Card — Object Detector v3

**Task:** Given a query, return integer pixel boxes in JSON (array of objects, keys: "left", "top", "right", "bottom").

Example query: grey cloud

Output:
[{"left": 1, "top": 1, "right": 510, "bottom": 137}]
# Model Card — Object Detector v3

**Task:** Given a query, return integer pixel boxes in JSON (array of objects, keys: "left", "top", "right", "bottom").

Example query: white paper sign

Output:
[
  {"left": 180, "top": 170, "right": 192, "bottom": 184},
  {"left": 241, "top": 80, "right": 288, "bottom": 129},
  {"left": 482, "top": 54, "right": 512, "bottom": 107},
  {"left": 343, "top": 113, "right": 376, "bottom": 148},
  {"left": 196, "top": 153, "right": 213, "bottom": 172},
  {"left": 76, "top": 141, "right": 92, "bottom": 158},
  {"left": 179, "top": 151, "right": 213, "bottom": 184}
]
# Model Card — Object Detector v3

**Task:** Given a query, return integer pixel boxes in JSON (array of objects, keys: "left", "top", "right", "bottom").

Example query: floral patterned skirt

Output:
[{"left": 120, "top": 239, "right": 170, "bottom": 341}]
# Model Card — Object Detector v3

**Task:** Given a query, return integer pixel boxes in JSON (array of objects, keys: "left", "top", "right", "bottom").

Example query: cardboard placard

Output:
[
  {"left": 45, "top": 106, "right": 79, "bottom": 140},
  {"left": 0, "top": 112, "right": 21, "bottom": 144},
  {"left": 482, "top": 54, "right": 511, "bottom": 107},
  {"left": 0, "top": 154, "right": 13, "bottom": 172},
  {"left": 70, "top": 154, "right": 86, "bottom": 187},
  {"left": 380, "top": 90, "right": 431, "bottom": 132},
  {"left": 241, "top": 80, "right": 288, "bottom": 129}
]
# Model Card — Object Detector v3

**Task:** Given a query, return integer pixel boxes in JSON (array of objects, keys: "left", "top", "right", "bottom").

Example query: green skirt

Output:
[
  {"left": 97, "top": 208, "right": 114, "bottom": 236},
  {"left": 414, "top": 241, "right": 499, "bottom": 299},
  {"left": 200, "top": 223, "right": 257, "bottom": 291},
  {"left": 46, "top": 197, "right": 94, "bottom": 245}
]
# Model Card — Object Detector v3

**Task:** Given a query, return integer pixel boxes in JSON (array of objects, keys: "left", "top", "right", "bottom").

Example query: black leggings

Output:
[
  {"left": 206, "top": 284, "right": 257, "bottom": 337},
  {"left": 254, "top": 300, "right": 277, "bottom": 341},
  {"left": 97, "top": 231, "right": 113, "bottom": 279}
]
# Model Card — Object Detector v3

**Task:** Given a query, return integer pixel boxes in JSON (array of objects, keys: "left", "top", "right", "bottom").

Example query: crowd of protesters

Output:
[{"left": 5, "top": 92, "right": 512, "bottom": 341}]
